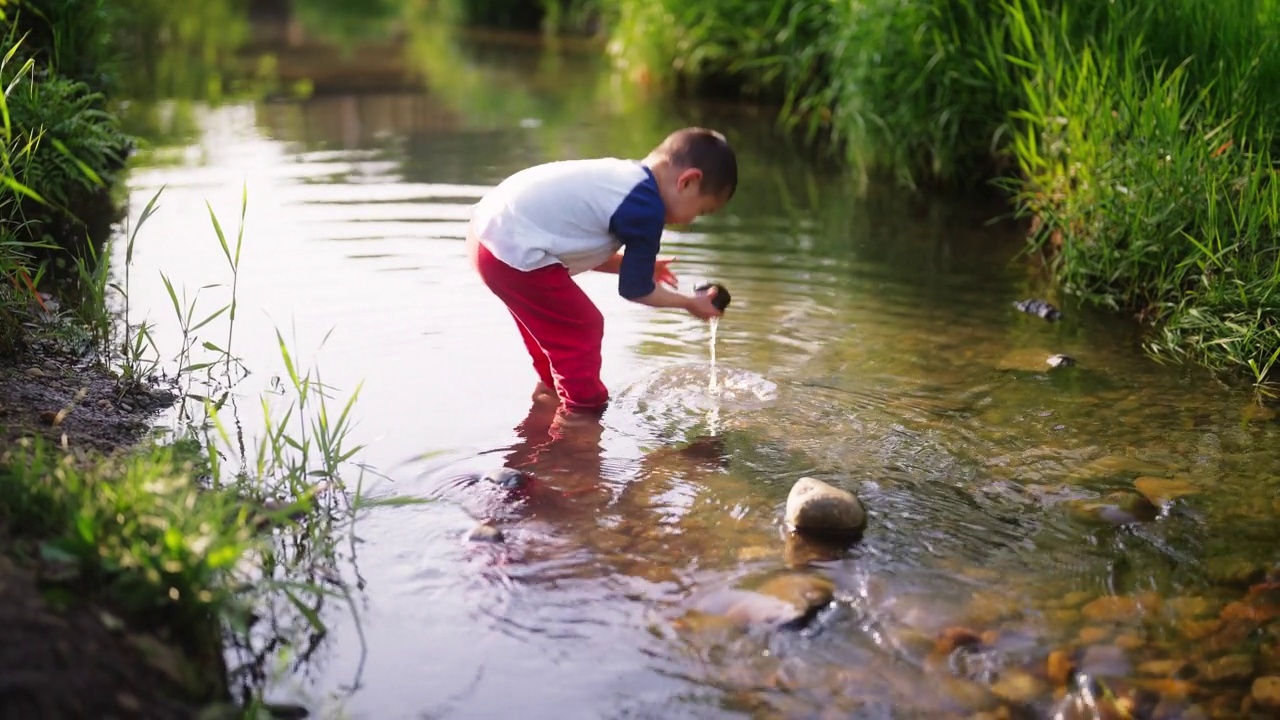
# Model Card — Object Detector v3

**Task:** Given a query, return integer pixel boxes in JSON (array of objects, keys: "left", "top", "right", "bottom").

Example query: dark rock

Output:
[
  {"left": 483, "top": 467, "right": 532, "bottom": 491},
  {"left": 694, "top": 282, "right": 731, "bottom": 311},
  {"left": 1014, "top": 298, "right": 1063, "bottom": 321}
]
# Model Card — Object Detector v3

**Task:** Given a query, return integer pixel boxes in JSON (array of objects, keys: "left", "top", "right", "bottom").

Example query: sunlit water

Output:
[{"left": 114, "top": 25, "right": 1280, "bottom": 720}]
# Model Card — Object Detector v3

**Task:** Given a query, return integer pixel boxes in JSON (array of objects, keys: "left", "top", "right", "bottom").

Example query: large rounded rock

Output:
[{"left": 785, "top": 476, "right": 866, "bottom": 541}]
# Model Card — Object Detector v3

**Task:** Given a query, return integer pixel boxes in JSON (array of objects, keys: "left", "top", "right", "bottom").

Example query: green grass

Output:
[{"left": 600, "top": 0, "right": 1280, "bottom": 391}]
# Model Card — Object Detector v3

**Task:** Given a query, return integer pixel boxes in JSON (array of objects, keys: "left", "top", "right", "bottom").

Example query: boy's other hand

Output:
[
  {"left": 687, "top": 288, "right": 723, "bottom": 320},
  {"left": 654, "top": 256, "right": 678, "bottom": 288}
]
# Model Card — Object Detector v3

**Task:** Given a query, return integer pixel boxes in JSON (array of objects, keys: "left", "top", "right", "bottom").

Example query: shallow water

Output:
[{"left": 115, "top": 19, "right": 1279, "bottom": 720}]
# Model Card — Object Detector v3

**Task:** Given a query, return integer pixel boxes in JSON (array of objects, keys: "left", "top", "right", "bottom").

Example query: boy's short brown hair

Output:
[{"left": 652, "top": 128, "right": 738, "bottom": 199}]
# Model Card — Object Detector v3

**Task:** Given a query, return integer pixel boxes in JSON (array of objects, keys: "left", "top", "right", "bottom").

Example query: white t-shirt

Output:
[{"left": 469, "top": 157, "right": 667, "bottom": 299}]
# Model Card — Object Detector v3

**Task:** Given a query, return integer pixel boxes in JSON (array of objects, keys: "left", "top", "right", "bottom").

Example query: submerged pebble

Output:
[
  {"left": 483, "top": 467, "right": 531, "bottom": 490},
  {"left": 1070, "top": 492, "right": 1160, "bottom": 526},
  {"left": 1254, "top": 677, "right": 1280, "bottom": 711},
  {"left": 688, "top": 572, "right": 836, "bottom": 631},
  {"left": 1047, "top": 354, "right": 1076, "bottom": 368},
  {"left": 1013, "top": 298, "right": 1063, "bottom": 321},
  {"left": 465, "top": 523, "right": 504, "bottom": 543}
]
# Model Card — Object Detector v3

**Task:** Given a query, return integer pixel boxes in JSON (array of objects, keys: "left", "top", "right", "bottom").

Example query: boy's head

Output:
[{"left": 646, "top": 127, "right": 738, "bottom": 224}]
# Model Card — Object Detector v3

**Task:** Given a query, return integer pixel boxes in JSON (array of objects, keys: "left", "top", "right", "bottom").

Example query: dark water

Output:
[{"left": 115, "top": 18, "right": 1280, "bottom": 720}]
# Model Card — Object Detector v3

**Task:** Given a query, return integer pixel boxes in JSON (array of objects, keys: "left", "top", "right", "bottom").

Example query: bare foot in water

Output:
[{"left": 532, "top": 381, "right": 559, "bottom": 404}]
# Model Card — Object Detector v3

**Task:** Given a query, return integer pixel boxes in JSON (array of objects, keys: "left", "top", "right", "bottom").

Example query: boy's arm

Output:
[{"left": 592, "top": 252, "right": 624, "bottom": 274}]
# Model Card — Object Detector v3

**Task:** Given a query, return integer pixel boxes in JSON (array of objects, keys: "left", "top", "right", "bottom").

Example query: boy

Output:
[{"left": 467, "top": 127, "right": 737, "bottom": 414}]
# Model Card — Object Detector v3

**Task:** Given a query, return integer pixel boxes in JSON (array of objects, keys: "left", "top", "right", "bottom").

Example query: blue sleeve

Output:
[{"left": 608, "top": 175, "right": 666, "bottom": 300}]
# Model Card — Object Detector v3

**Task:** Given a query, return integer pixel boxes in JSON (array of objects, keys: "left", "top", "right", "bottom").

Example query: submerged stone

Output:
[
  {"left": 465, "top": 523, "right": 504, "bottom": 543},
  {"left": 482, "top": 467, "right": 532, "bottom": 491},
  {"left": 1167, "top": 594, "right": 1213, "bottom": 617},
  {"left": 1134, "top": 476, "right": 1198, "bottom": 505},
  {"left": 783, "top": 532, "right": 849, "bottom": 567},
  {"left": 1047, "top": 354, "right": 1077, "bottom": 368},
  {"left": 1047, "top": 650, "right": 1074, "bottom": 687},
  {"left": 1197, "top": 654, "right": 1254, "bottom": 684},
  {"left": 996, "top": 348, "right": 1059, "bottom": 372},
  {"left": 1070, "top": 492, "right": 1159, "bottom": 526},
  {"left": 1207, "top": 556, "right": 1266, "bottom": 587},
  {"left": 1079, "top": 645, "right": 1132, "bottom": 677},
  {"left": 1013, "top": 298, "right": 1063, "bottom": 321},
  {"left": 784, "top": 476, "right": 866, "bottom": 541},
  {"left": 991, "top": 668, "right": 1047, "bottom": 704},
  {"left": 690, "top": 572, "right": 835, "bottom": 631},
  {"left": 1081, "top": 594, "right": 1155, "bottom": 623},
  {"left": 1254, "top": 677, "right": 1280, "bottom": 711}
]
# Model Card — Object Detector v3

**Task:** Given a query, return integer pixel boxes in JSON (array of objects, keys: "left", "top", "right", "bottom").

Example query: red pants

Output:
[{"left": 467, "top": 233, "right": 609, "bottom": 412}]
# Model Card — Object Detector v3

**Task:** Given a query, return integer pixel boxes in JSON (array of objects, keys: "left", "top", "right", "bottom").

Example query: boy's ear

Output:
[{"left": 676, "top": 167, "right": 703, "bottom": 190}]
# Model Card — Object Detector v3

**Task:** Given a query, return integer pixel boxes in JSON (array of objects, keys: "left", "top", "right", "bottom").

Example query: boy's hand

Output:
[
  {"left": 654, "top": 256, "right": 678, "bottom": 288},
  {"left": 686, "top": 288, "right": 723, "bottom": 320}
]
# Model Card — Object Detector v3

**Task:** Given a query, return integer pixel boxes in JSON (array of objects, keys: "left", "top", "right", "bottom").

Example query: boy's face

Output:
[{"left": 663, "top": 168, "right": 730, "bottom": 225}]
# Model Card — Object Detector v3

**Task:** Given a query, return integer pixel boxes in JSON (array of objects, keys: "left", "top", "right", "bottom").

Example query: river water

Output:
[{"left": 115, "top": 19, "right": 1279, "bottom": 720}]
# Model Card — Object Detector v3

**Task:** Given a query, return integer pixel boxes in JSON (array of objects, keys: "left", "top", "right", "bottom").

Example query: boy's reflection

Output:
[{"left": 496, "top": 398, "right": 610, "bottom": 517}]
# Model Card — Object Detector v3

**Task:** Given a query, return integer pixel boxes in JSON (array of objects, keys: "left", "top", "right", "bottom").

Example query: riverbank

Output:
[
  {"left": 0, "top": 2, "right": 365, "bottom": 715},
  {"left": 0, "top": 345, "right": 212, "bottom": 718}
]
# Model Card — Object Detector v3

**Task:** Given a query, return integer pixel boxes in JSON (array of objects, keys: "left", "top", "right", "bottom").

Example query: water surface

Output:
[{"left": 116, "top": 21, "right": 1280, "bottom": 720}]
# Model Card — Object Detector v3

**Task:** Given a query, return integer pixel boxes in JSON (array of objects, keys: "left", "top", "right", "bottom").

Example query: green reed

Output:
[{"left": 602, "top": 0, "right": 1280, "bottom": 387}]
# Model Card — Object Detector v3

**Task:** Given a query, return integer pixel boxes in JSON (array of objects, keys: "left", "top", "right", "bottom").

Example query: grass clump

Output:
[{"left": 0, "top": 438, "right": 253, "bottom": 684}]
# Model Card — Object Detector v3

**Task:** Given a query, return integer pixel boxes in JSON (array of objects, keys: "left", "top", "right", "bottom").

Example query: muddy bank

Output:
[{"left": 0, "top": 345, "right": 232, "bottom": 718}]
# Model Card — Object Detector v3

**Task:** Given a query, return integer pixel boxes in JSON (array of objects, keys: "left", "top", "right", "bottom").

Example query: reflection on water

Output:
[{"left": 114, "top": 11, "right": 1280, "bottom": 720}]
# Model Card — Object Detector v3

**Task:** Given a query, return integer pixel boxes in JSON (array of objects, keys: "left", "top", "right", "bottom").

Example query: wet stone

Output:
[
  {"left": 1197, "top": 654, "right": 1254, "bottom": 684},
  {"left": 996, "top": 348, "right": 1060, "bottom": 372},
  {"left": 784, "top": 476, "right": 866, "bottom": 541},
  {"left": 1137, "top": 678, "right": 1198, "bottom": 700},
  {"left": 1207, "top": 556, "right": 1266, "bottom": 587},
  {"left": 1046, "top": 608, "right": 1082, "bottom": 626},
  {"left": 483, "top": 467, "right": 532, "bottom": 490},
  {"left": 737, "top": 545, "right": 774, "bottom": 563},
  {"left": 1047, "top": 354, "right": 1076, "bottom": 368},
  {"left": 1082, "top": 595, "right": 1152, "bottom": 623},
  {"left": 1179, "top": 619, "right": 1224, "bottom": 641},
  {"left": 1115, "top": 633, "right": 1146, "bottom": 651},
  {"left": 783, "top": 533, "right": 848, "bottom": 568},
  {"left": 1080, "top": 645, "right": 1132, "bottom": 677},
  {"left": 1165, "top": 596, "right": 1217, "bottom": 619},
  {"left": 691, "top": 572, "right": 836, "bottom": 631},
  {"left": 1062, "top": 591, "right": 1093, "bottom": 608},
  {"left": 1135, "top": 476, "right": 1198, "bottom": 505},
  {"left": 935, "top": 627, "right": 986, "bottom": 656},
  {"left": 1253, "top": 677, "right": 1280, "bottom": 711},
  {"left": 1013, "top": 298, "right": 1063, "bottom": 321},
  {"left": 1139, "top": 659, "right": 1189, "bottom": 677},
  {"left": 1221, "top": 600, "right": 1280, "bottom": 623},
  {"left": 1047, "top": 650, "right": 1074, "bottom": 687},
  {"left": 991, "top": 668, "right": 1047, "bottom": 704},
  {"left": 1079, "top": 626, "right": 1113, "bottom": 645},
  {"left": 1071, "top": 492, "right": 1160, "bottom": 525},
  {"left": 465, "top": 523, "right": 504, "bottom": 543}
]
